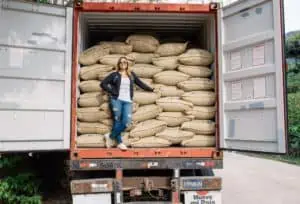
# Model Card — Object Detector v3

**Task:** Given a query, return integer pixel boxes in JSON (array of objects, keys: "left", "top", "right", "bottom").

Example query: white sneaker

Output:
[
  {"left": 117, "top": 143, "right": 128, "bottom": 151},
  {"left": 104, "top": 133, "right": 111, "bottom": 148}
]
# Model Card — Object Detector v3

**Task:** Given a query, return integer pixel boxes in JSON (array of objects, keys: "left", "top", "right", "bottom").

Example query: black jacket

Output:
[{"left": 100, "top": 71, "right": 154, "bottom": 100}]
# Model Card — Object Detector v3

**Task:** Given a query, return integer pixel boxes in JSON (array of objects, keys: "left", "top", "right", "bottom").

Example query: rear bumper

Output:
[
  {"left": 69, "top": 157, "right": 223, "bottom": 171},
  {"left": 70, "top": 148, "right": 223, "bottom": 160},
  {"left": 71, "top": 176, "right": 222, "bottom": 194}
]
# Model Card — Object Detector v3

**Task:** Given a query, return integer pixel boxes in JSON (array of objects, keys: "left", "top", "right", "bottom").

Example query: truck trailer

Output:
[{"left": 0, "top": 0, "right": 287, "bottom": 203}]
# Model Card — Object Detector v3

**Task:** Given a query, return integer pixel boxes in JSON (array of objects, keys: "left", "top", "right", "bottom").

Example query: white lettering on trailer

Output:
[
  {"left": 147, "top": 162, "right": 158, "bottom": 168},
  {"left": 91, "top": 183, "right": 108, "bottom": 192},
  {"left": 89, "top": 163, "right": 97, "bottom": 168},
  {"left": 195, "top": 162, "right": 205, "bottom": 167}
]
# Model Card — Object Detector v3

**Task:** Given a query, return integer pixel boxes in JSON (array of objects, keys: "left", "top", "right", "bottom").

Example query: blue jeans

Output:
[{"left": 110, "top": 98, "right": 132, "bottom": 144}]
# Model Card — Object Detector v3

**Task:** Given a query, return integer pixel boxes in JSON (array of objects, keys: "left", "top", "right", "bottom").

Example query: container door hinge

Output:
[
  {"left": 74, "top": 0, "right": 83, "bottom": 8},
  {"left": 212, "top": 150, "right": 223, "bottom": 159}
]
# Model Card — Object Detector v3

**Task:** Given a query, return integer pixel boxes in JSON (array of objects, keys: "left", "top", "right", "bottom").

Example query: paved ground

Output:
[{"left": 214, "top": 152, "right": 300, "bottom": 204}]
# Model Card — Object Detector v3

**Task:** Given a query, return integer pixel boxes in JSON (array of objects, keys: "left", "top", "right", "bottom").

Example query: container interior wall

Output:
[
  {"left": 78, "top": 12, "right": 216, "bottom": 55},
  {"left": 76, "top": 11, "right": 217, "bottom": 148}
]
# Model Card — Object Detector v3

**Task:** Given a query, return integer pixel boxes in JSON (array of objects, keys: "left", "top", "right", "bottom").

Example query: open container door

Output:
[
  {"left": 218, "top": 0, "right": 287, "bottom": 153},
  {"left": 0, "top": 0, "right": 73, "bottom": 152}
]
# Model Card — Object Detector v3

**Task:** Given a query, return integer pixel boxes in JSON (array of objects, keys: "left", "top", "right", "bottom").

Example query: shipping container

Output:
[{"left": 0, "top": 0, "right": 287, "bottom": 203}]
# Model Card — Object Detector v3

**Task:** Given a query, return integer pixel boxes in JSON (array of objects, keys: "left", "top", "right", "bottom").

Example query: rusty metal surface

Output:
[
  {"left": 179, "top": 176, "right": 222, "bottom": 191},
  {"left": 71, "top": 178, "right": 114, "bottom": 194},
  {"left": 69, "top": 158, "right": 223, "bottom": 171},
  {"left": 123, "top": 177, "right": 171, "bottom": 191},
  {"left": 114, "top": 169, "right": 123, "bottom": 204},
  {"left": 71, "top": 148, "right": 219, "bottom": 159}
]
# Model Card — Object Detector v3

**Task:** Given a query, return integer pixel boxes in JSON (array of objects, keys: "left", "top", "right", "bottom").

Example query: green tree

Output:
[
  {"left": 0, "top": 156, "right": 42, "bottom": 204},
  {"left": 288, "top": 92, "right": 300, "bottom": 152},
  {"left": 286, "top": 33, "right": 300, "bottom": 74},
  {"left": 286, "top": 33, "right": 300, "bottom": 93}
]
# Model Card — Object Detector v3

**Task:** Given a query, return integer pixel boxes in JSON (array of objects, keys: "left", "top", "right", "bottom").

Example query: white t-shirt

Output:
[{"left": 118, "top": 77, "right": 131, "bottom": 102}]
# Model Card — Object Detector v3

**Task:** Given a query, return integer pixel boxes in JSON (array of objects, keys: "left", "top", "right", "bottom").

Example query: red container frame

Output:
[{"left": 70, "top": 2, "right": 221, "bottom": 160}]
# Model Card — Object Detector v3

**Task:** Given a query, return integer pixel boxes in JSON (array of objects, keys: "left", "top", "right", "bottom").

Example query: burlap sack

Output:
[
  {"left": 135, "top": 78, "right": 153, "bottom": 90},
  {"left": 79, "top": 45, "right": 110, "bottom": 65},
  {"left": 131, "top": 137, "right": 171, "bottom": 147},
  {"left": 100, "top": 54, "right": 134, "bottom": 68},
  {"left": 132, "top": 64, "right": 163, "bottom": 78},
  {"left": 99, "top": 102, "right": 109, "bottom": 113},
  {"left": 98, "top": 41, "right": 133, "bottom": 54},
  {"left": 181, "top": 120, "right": 215, "bottom": 135},
  {"left": 152, "top": 56, "right": 179, "bottom": 70},
  {"left": 76, "top": 134, "right": 106, "bottom": 147},
  {"left": 103, "top": 94, "right": 109, "bottom": 102},
  {"left": 100, "top": 54, "right": 124, "bottom": 67},
  {"left": 78, "top": 92, "right": 103, "bottom": 107},
  {"left": 156, "top": 112, "right": 194, "bottom": 127},
  {"left": 133, "top": 91, "right": 160, "bottom": 105},
  {"left": 98, "top": 71, "right": 114, "bottom": 80},
  {"left": 77, "top": 107, "right": 111, "bottom": 122},
  {"left": 177, "top": 78, "right": 215, "bottom": 91},
  {"left": 154, "top": 85, "right": 184, "bottom": 97},
  {"left": 122, "top": 133, "right": 139, "bottom": 147},
  {"left": 100, "top": 102, "right": 139, "bottom": 113},
  {"left": 156, "top": 127, "right": 194, "bottom": 144},
  {"left": 129, "top": 120, "right": 167, "bottom": 138},
  {"left": 181, "top": 135, "right": 216, "bottom": 147},
  {"left": 77, "top": 122, "right": 110, "bottom": 134},
  {"left": 181, "top": 91, "right": 216, "bottom": 106},
  {"left": 126, "top": 34, "right": 159, "bottom": 53},
  {"left": 179, "top": 49, "right": 214, "bottom": 66},
  {"left": 125, "top": 121, "right": 138, "bottom": 132},
  {"left": 133, "top": 104, "right": 162, "bottom": 122},
  {"left": 79, "top": 64, "right": 114, "bottom": 80},
  {"left": 101, "top": 119, "right": 113, "bottom": 126},
  {"left": 126, "top": 52, "right": 159, "bottom": 64},
  {"left": 79, "top": 80, "right": 102, "bottom": 93},
  {"left": 177, "top": 65, "right": 212, "bottom": 77},
  {"left": 153, "top": 71, "right": 190, "bottom": 86},
  {"left": 156, "top": 97, "right": 193, "bottom": 112},
  {"left": 185, "top": 106, "right": 216, "bottom": 120},
  {"left": 155, "top": 42, "right": 188, "bottom": 57}
]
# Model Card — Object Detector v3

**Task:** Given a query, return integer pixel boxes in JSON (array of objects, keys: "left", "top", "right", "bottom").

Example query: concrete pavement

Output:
[{"left": 214, "top": 152, "right": 300, "bottom": 204}]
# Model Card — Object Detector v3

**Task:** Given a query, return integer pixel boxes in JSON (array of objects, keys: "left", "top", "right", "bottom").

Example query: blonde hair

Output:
[{"left": 117, "top": 57, "right": 132, "bottom": 77}]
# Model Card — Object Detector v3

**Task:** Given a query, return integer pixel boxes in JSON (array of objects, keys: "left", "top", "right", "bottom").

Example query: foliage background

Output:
[{"left": 285, "top": 31, "right": 300, "bottom": 154}]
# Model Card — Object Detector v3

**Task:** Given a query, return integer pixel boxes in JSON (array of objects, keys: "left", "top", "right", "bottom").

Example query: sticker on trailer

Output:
[
  {"left": 90, "top": 183, "right": 109, "bottom": 192},
  {"left": 184, "top": 191, "right": 221, "bottom": 204},
  {"left": 182, "top": 179, "right": 203, "bottom": 190}
]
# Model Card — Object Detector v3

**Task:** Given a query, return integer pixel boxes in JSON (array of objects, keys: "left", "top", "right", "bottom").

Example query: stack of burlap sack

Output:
[{"left": 76, "top": 34, "right": 216, "bottom": 148}]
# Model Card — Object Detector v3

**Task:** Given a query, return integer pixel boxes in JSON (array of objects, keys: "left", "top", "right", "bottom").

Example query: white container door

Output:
[
  {"left": 0, "top": 0, "right": 73, "bottom": 152},
  {"left": 218, "top": 0, "right": 287, "bottom": 153}
]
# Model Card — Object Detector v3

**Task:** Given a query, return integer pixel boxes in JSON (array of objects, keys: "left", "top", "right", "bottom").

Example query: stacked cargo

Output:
[{"left": 76, "top": 34, "right": 216, "bottom": 148}]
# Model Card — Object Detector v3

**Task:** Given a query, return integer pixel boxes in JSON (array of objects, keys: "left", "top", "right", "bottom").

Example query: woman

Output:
[{"left": 100, "top": 57, "right": 155, "bottom": 150}]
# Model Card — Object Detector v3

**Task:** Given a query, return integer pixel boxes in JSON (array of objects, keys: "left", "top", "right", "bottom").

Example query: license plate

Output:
[{"left": 184, "top": 191, "right": 222, "bottom": 204}]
